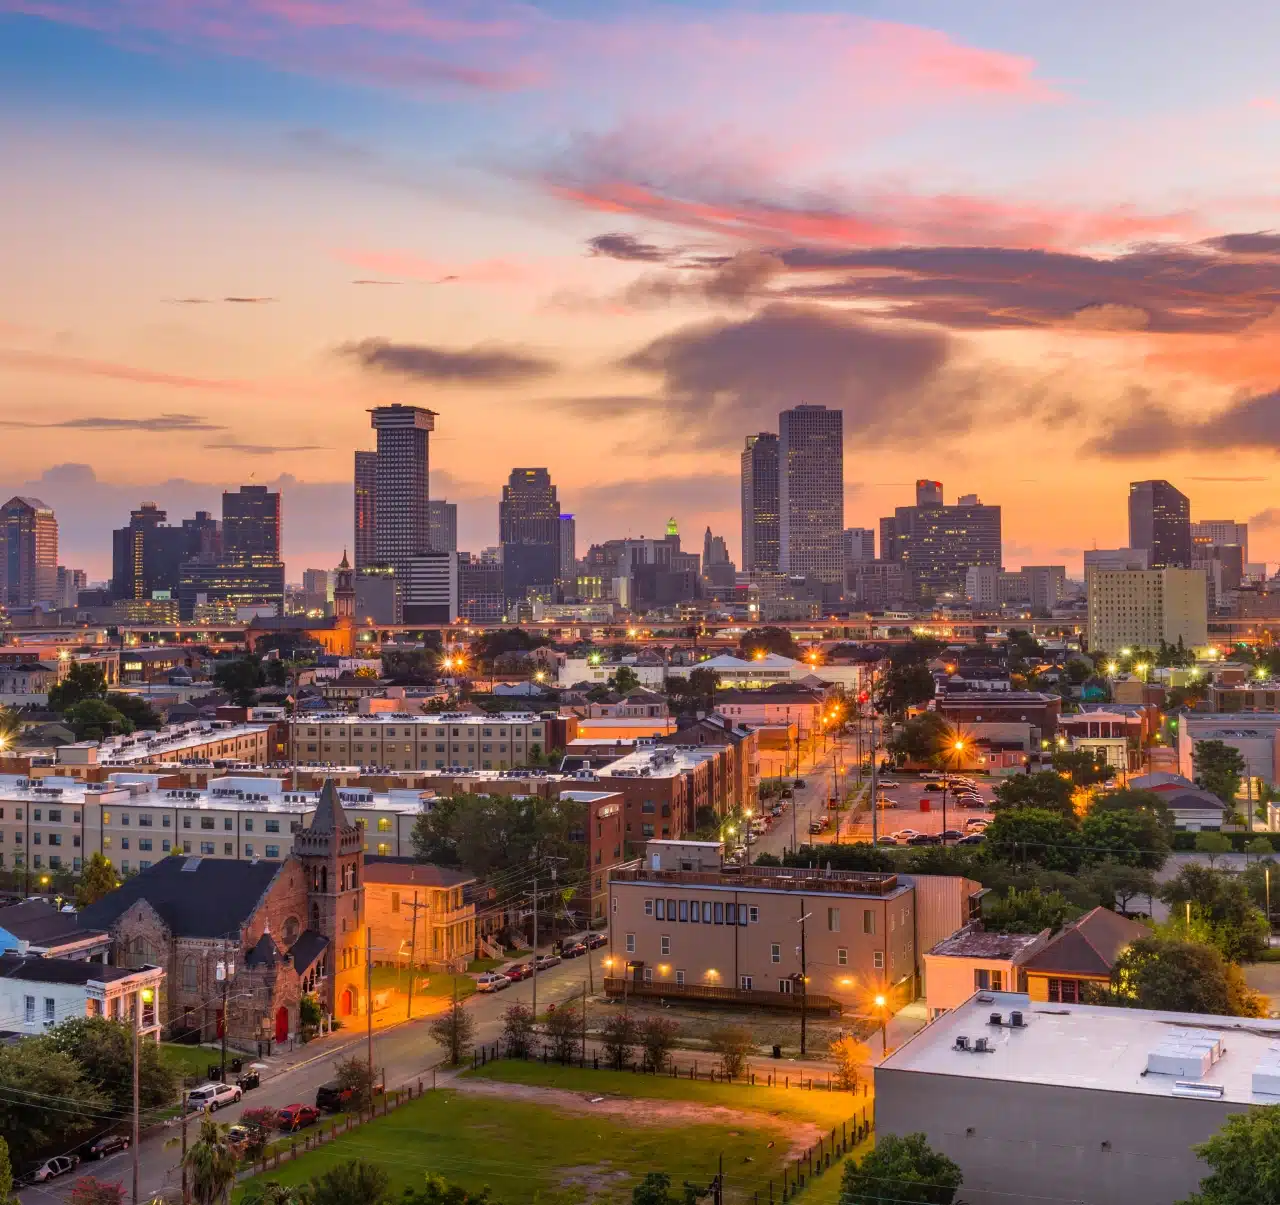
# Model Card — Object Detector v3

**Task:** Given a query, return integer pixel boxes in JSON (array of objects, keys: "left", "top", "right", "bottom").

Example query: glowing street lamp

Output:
[{"left": 1106, "top": 662, "right": 1119, "bottom": 675}]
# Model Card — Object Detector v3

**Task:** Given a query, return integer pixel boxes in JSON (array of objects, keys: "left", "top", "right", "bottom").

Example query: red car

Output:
[
  {"left": 504, "top": 962, "right": 533, "bottom": 982},
  {"left": 277, "top": 1104, "right": 319, "bottom": 1132}
]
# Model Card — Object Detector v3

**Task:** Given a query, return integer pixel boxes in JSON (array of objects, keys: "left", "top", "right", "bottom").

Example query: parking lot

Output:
[{"left": 853, "top": 771, "right": 996, "bottom": 846}]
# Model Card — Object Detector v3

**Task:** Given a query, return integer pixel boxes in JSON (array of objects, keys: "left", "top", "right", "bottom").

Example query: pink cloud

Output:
[
  {"left": 333, "top": 247, "right": 542, "bottom": 285},
  {"left": 0, "top": 347, "right": 255, "bottom": 392}
]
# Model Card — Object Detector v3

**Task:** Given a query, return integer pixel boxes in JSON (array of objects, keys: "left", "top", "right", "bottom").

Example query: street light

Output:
[{"left": 874, "top": 993, "right": 888, "bottom": 1058}]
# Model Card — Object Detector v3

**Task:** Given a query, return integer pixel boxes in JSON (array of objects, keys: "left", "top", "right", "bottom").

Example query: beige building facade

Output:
[{"left": 1086, "top": 567, "right": 1207, "bottom": 653}]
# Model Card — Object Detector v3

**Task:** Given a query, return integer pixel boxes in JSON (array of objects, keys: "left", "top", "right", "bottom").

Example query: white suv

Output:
[{"left": 187, "top": 1082, "right": 243, "bottom": 1112}]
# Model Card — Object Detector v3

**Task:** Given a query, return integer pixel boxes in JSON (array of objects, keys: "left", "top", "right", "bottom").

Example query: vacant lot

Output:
[{"left": 234, "top": 1059, "right": 866, "bottom": 1204}]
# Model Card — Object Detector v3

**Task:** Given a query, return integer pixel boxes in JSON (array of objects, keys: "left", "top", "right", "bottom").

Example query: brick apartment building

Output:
[{"left": 362, "top": 857, "right": 476, "bottom": 971}]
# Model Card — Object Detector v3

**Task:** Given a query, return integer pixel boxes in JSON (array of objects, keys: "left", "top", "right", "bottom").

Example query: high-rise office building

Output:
[
  {"left": 369, "top": 404, "right": 435, "bottom": 579},
  {"left": 429, "top": 500, "right": 458, "bottom": 554},
  {"left": 741, "top": 433, "right": 780, "bottom": 574},
  {"left": 1128, "top": 480, "right": 1191, "bottom": 569},
  {"left": 843, "top": 527, "right": 876, "bottom": 566},
  {"left": 559, "top": 514, "right": 576, "bottom": 585},
  {"left": 354, "top": 450, "right": 378, "bottom": 572},
  {"left": 880, "top": 483, "right": 1001, "bottom": 601},
  {"left": 1023, "top": 565, "right": 1067, "bottom": 614},
  {"left": 222, "top": 485, "right": 281, "bottom": 564},
  {"left": 0, "top": 496, "right": 57, "bottom": 607},
  {"left": 1087, "top": 568, "right": 1208, "bottom": 652},
  {"left": 178, "top": 486, "right": 283, "bottom": 619},
  {"left": 111, "top": 504, "right": 221, "bottom": 601},
  {"left": 458, "top": 553, "right": 506, "bottom": 621},
  {"left": 55, "top": 566, "right": 86, "bottom": 610},
  {"left": 499, "top": 468, "right": 561, "bottom": 602},
  {"left": 916, "top": 479, "right": 944, "bottom": 506},
  {"left": 403, "top": 552, "right": 458, "bottom": 624},
  {"left": 1193, "top": 519, "right": 1248, "bottom": 565},
  {"left": 779, "top": 405, "right": 844, "bottom": 584}
]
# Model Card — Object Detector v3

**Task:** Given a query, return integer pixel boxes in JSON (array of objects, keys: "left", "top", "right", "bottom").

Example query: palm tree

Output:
[
  {"left": 185, "top": 1117, "right": 241, "bottom": 1205},
  {"left": 242, "top": 1182, "right": 312, "bottom": 1205}
]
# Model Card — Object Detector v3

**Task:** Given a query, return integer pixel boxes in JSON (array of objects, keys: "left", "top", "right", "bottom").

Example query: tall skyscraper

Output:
[
  {"left": 843, "top": 527, "right": 876, "bottom": 565},
  {"left": 499, "top": 468, "right": 561, "bottom": 602},
  {"left": 1128, "top": 480, "right": 1191, "bottom": 569},
  {"left": 55, "top": 566, "right": 86, "bottom": 609},
  {"left": 179, "top": 487, "right": 283, "bottom": 619},
  {"left": 740, "top": 432, "right": 780, "bottom": 573},
  {"left": 779, "top": 405, "right": 844, "bottom": 584},
  {"left": 1192, "top": 519, "right": 1248, "bottom": 565},
  {"left": 916, "top": 479, "right": 943, "bottom": 506},
  {"left": 222, "top": 485, "right": 281, "bottom": 564},
  {"left": 559, "top": 514, "right": 576, "bottom": 585},
  {"left": 0, "top": 496, "right": 57, "bottom": 607},
  {"left": 881, "top": 482, "right": 1002, "bottom": 601},
  {"left": 354, "top": 450, "right": 378, "bottom": 572},
  {"left": 369, "top": 403, "right": 435, "bottom": 579},
  {"left": 111, "top": 504, "right": 220, "bottom": 600},
  {"left": 428, "top": 500, "right": 458, "bottom": 554}
]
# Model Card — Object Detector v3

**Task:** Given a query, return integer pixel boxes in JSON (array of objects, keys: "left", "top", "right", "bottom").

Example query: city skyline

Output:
[{"left": 7, "top": 3, "right": 1280, "bottom": 575}]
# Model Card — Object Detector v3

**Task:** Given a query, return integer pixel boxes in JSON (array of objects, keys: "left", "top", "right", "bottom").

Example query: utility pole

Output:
[
  {"left": 869, "top": 675, "right": 879, "bottom": 846},
  {"left": 365, "top": 925, "right": 374, "bottom": 1103},
  {"left": 180, "top": 1081, "right": 190, "bottom": 1205},
  {"left": 796, "top": 898, "right": 810, "bottom": 1056},
  {"left": 130, "top": 985, "right": 141, "bottom": 1205},
  {"left": 531, "top": 867, "right": 539, "bottom": 1021},
  {"left": 405, "top": 890, "right": 422, "bottom": 1022},
  {"left": 218, "top": 938, "right": 231, "bottom": 1085},
  {"left": 581, "top": 981, "right": 588, "bottom": 1062}
]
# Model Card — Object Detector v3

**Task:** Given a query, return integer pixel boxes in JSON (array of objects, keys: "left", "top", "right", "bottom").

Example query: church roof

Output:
[
  {"left": 245, "top": 930, "right": 280, "bottom": 968},
  {"left": 308, "top": 779, "right": 352, "bottom": 835},
  {"left": 288, "top": 929, "right": 329, "bottom": 972}
]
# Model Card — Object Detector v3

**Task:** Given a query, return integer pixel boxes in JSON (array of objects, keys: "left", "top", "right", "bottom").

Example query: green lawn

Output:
[
  {"left": 466, "top": 1060, "right": 863, "bottom": 1129},
  {"left": 161, "top": 1042, "right": 226, "bottom": 1084},
  {"left": 468, "top": 957, "right": 506, "bottom": 973},
  {"left": 234, "top": 1085, "right": 798, "bottom": 1204}
]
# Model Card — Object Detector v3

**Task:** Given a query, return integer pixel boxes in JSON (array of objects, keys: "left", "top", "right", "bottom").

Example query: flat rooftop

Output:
[
  {"left": 927, "top": 928, "right": 1046, "bottom": 960},
  {"left": 97, "top": 721, "right": 269, "bottom": 764},
  {"left": 611, "top": 863, "right": 905, "bottom": 899},
  {"left": 597, "top": 745, "right": 719, "bottom": 779},
  {"left": 288, "top": 711, "right": 550, "bottom": 725},
  {"left": 882, "top": 990, "right": 1280, "bottom": 1106}
]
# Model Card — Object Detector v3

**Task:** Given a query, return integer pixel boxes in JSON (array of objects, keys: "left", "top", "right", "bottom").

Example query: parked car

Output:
[
  {"left": 907, "top": 834, "right": 941, "bottom": 845},
  {"left": 226, "top": 1125, "right": 251, "bottom": 1151},
  {"left": 892, "top": 829, "right": 922, "bottom": 840},
  {"left": 793, "top": 779, "right": 807, "bottom": 788},
  {"left": 561, "top": 941, "right": 587, "bottom": 959},
  {"left": 939, "top": 829, "right": 965, "bottom": 843},
  {"left": 585, "top": 932, "right": 608, "bottom": 949},
  {"left": 277, "top": 1104, "right": 320, "bottom": 1132},
  {"left": 808, "top": 821, "right": 824, "bottom": 834},
  {"left": 877, "top": 797, "right": 899, "bottom": 809},
  {"left": 965, "top": 818, "right": 989, "bottom": 830},
  {"left": 875, "top": 836, "right": 899, "bottom": 846},
  {"left": 535, "top": 953, "right": 562, "bottom": 970},
  {"left": 878, "top": 778, "right": 899, "bottom": 786},
  {"left": 923, "top": 782, "right": 942, "bottom": 792},
  {"left": 504, "top": 962, "right": 533, "bottom": 981},
  {"left": 957, "top": 797, "right": 988, "bottom": 809},
  {"left": 878, "top": 783, "right": 898, "bottom": 792},
  {"left": 476, "top": 972, "right": 510, "bottom": 992},
  {"left": 958, "top": 834, "right": 986, "bottom": 845},
  {"left": 921, "top": 771, "right": 943, "bottom": 780},
  {"left": 236, "top": 1068, "right": 261, "bottom": 1092},
  {"left": 316, "top": 1082, "right": 356, "bottom": 1113},
  {"left": 28, "top": 1155, "right": 79, "bottom": 1184},
  {"left": 82, "top": 1134, "right": 130, "bottom": 1161},
  {"left": 187, "top": 1082, "right": 242, "bottom": 1113}
]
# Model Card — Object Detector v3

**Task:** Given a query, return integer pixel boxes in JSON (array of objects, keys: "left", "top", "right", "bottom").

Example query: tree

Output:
[
  {"left": 601, "top": 1014, "right": 636, "bottom": 1070},
  {"left": 105, "top": 692, "right": 162, "bottom": 731},
  {"left": 1080, "top": 808, "right": 1170, "bottom": 870},
  {"left": 184, "top": 1116, "right": 240, "bottom": 1205},
  {"left": 992, "top": 772, "right": 1076, "bottom": 817},
  {"left": 830, "top": 1034, "right": 872, "bottom": 1091},
  {"left": 212, "top": 656, "right": 266, "bottom": 707},
  {"left": 47, "top": 663, "right": 107, "bottom": 712},
  {"left": 403, "top": 1175, "right": 499, "bottom": 1205},
  {"left": 887, "top": 712, "right": 953, "bottom": 766},
  {"left": 48, "top": 1016, "right": 176, "bottom": 1113},
  {"left": 1245, "top": 837, "right": 1274, "bottom": 863},
  {"left": 241, "top": 1182, "right": 311, "bottom": 1205},
  {"left": 982, "top": 808, "right": 1084, "bottom": 873},
  {"left": 76, "top": 853, "right": 119, "bottom": 908},
  {"left": 237, "top": 1108, "right": 279, "bottom": 1160},
  {"left": 982, "top": 886, "right": 1078, "bottom": 934},
  {"left": 688, "top": 667, "right": 720, "bottom": 706},
  {"left": 1160, "top": 864, "right": 1270, "bottom": 962},
  {"left": 876, "top": 662, "right": 936, "bottom": 718},
  {"left": 638, "top": 1016, "right": 680, "bottom": 1073},
  {"left": 1195, "top": 832, "right": 1234, "bottom": 867},
  {"left": 0, "top": 707, "right": 21, "bottom": 750},
  {"left": 333, "top": 1056, "right": 375, "bottom": 1112},
  {"left": 1178, "top": 1105, "right": 1280, "bottom": 1205},
  {"left": 0, "top": 1136, "right": 14, "bottom": 1205},
  {"left": 1084, "top": 860, "right": 1157, "bottom": 915},
  {"left": 1110, "top": 936, "right": 1264, "bottom": 1017},
  {"left": 611, "top": 666, "right": 641, "bottom": 693},
  {"left": 1090, "top": 787, "right": 1173, "bottom": 826},
  {"left": 308, "top": 1159, "right": 393, "bottom": 1205},
  {"left": 839, "top": 1132, "right": 962, "bottom": 1205},
  {"left": 69, "top": 1178, "right": 126, "bottom": 1205},
  {"left": 1194, "top": 740, "right": 1247, "bottom": 806},
  {"left": 1051, "top": 748, "right": 1113, "bottom": 787},
  {"left": 64, "top": 699, "right": 133, "bottom": 740},
  {"left": 501, "top": 1003, "right": 535, "bottom": 1059},
  {"left": 709, "top": 1026, "right": 753, "bottom": 1079},
  {"left": 0, "top": 1037, "right": 110, "bottom": 1164},
  {"left": 428, "top": 1000, "right": 476, "bottom": 1066},
  {"left": 783, "top": 843, "right": 895, "bottom": 872},
  {"left": 545, "top": 1002, "right": 579, "bottom": 1064},
  {"left": 738, "top": 627, "right": 801, "bottom": 660}
]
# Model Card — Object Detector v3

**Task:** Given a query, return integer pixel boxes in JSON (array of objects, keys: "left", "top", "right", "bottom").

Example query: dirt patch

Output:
[
  {"left": 450, "top": 1076, "right": 819, "bottom": 1160},
  {"left": 559, "top": 1165, "right": 631, "bottom": 1194}
]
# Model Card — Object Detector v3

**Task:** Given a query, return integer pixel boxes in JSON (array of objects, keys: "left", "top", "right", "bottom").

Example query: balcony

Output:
[{"left": 430, "top": 906, "right": 474, "bottom": 928}]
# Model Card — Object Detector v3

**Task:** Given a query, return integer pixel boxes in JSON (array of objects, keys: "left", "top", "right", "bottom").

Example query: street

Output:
[{"left": 19, "top": 952, "right": 611, "bottom": 1205}]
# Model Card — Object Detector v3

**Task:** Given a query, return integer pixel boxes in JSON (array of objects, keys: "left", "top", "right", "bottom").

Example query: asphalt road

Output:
[{"left": 20, "top": 952, "right": 611, "bottom": 1205}]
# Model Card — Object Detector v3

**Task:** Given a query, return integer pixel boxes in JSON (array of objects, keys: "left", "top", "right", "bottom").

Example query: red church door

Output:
[{"left": 274, "top": 1007, "right": 289, "bottom": 1043}]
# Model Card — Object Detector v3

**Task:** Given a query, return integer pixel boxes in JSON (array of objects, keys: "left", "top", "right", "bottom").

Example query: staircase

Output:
[{"left": 477, "top": 934, "right": 505, "bottom": 961}]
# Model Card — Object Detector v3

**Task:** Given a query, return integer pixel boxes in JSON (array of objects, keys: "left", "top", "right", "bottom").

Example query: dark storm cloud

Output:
[
  {"left": 616, "top": 303, "right": 954, "bottom": 448},
  {"left": 0, "top": 413, "right": 223, "bottom": 432},
  {"left": 1084, "top": 388, "right": 1280, "bottom": 457},
  {"left": 340, "top": 337, "right": 557, "bottom": 384},
  {"left": 1202, "top": 232, "right": 1280, "bottom": 255},
  {"left": 586, "top": 233, "right": 672, "bottom": 262},
  {"left": 223, "top": 296, "right": 277, "bottom": 304}
]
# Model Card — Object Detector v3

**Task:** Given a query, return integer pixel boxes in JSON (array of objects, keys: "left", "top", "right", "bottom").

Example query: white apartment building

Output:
[
  {"left": 0, "top": 954, "right": 164, "bottom": 1038},
  {"left": 1086, "top": 567, "right": 1208, "bottom": 653},
  {"left": 72, "top": 720, "right": 272, "bottom": 769},
  {"left": 288, "top": 711, "right": 553, "bottom": 772}
]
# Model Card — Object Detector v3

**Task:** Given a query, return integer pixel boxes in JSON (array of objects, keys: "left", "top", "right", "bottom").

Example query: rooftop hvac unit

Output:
[
  {"left": 974, "top": 1037, "right": 990, "bottom": 1053},
  {"left": 954, "top": 1035, "right": 970, "bottom": 1051},
  {"left": 1010, "top": 1011, "right": 1025, "bottom": 1028},
  {"left": 988, "top": 1012, "right": 1003, "bottom": 1027}
]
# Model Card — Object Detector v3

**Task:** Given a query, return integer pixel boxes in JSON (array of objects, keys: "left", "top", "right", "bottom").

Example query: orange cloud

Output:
[
  {"left": 333, "top": 248, "right": 541, "bottom": 286},
  {"left": 0, "top": 347, "right": 253, "bottom": 392}
]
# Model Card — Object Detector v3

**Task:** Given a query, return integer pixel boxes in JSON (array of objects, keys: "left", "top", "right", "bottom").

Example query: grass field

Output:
[
  {"left": 233, "top": 1086, "right": 800, "bottom": 1204},
  {"left": 368, "top": 964, "right": 477, "bottom": 1003},
  {"left": 161, "top": 1042, "right": 227, "bottom": 1083},
  {"left": 465, "top": 1060, "right": 865, "bottom": 1129}
]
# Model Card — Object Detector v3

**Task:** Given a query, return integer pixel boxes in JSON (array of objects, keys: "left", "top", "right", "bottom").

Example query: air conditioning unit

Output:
[{"left": 954, "top": 1035, "right": 970, "bottom": 1051}]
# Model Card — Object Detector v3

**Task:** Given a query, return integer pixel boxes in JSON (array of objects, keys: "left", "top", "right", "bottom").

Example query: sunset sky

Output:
[{"left": 4, "top": 0, "right": 1280, "bottom": 581}]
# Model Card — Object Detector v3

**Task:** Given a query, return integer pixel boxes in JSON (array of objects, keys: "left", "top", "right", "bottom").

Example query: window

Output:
[
  {"left": 137, "top": 814, "right": 151, "bottom": 827},
  {"left": 837, "top": 948, "right": 848, "bottom": 966},
  {"left": 138, "top": 838, "right": 152, "bottom": 851},
  {"left": 118, "top": 813, "right": 126, "bottom": 825},
  {"left": 739, "top": 975, "right": 753, "bottom": 990},
  {"left": 643, "top": 968, "right": 653, "bottom": 983},
  {"left": 713, "top": 902, "right": 724, "bottom": 924},
  {"left": 770, "top": 943, "right": 780, "bottom": 964},
  {"left": 974, "top": 969, "right": 1004, "bottom": 991},
  {"left": 200, "top": 817, "right": 214, "bottom": 830},
  {"left": 675, "top": 969, "right": 685, "bottom": 985},
  {"left": 183, "top": 841, "right": 191, "bottom": 854},
  {"left": 24, "top": 996, "right": 34, "bottom": 1024},
  {"left": 266, "top": 819, "right": 281, "bottom": 833},
  {"left": 139, "top": 860, "right": 150, "bottom": 870},
  {"left": 737, "top": 904, "right": 748, "bottom": 926},
  {"left": 183, "top": 816, "right": 192, "bottom": 829},
  {"left": 678, "top": 900, "right": 688, "bottom": 922},
  {"left": 228, "top": 843, "right": 236, "bottom": 856},
  {"left": 163, "top": 815, "right": 170, "bottom": 827},
  {"left": 118, "top": 837, "right": 127, "bottom": 850},
  {"left": 873, "top": 951, "right": 884, "bottom": 969},
  {"left": 749, "top": 906, "right": 759, "bottom": 923},
  {"left": 376, "top": 842, "right": 390, "bottom": 856},
  {"left": 1048, "top": 978, "right": 1078, "bottom": 1004},
  {"left": 266, "top": 845, "right": 281, "bottom": 858},
  {"left": 244, "top": 819, "right": 254, "bottom": 832},
  {"left": 779, "top": 978, "right": 793, "bottom": 994},
  {"left": 48, "top": 809, "right": 61, "bottom": 823},
  {"left": 862, "top": 909, "right": 874, "bottom": 935},
  {"left": 827, "top": 907, "right": 840, "bottom": 932},
  {"left": 625, "top": 933, "right": 635, "bottom": 953},
  {"left": 644, "top": 899, "right": 653, "bottom": 916},
  {"left": 162, "top": 840, "right": 170, "bottom": 852},
  {"left": 667, "top": 899, "right": 676, "bottom": 919},
  {"left": 612, "top": 896, "right": 617, "bottom": 914},
  {"left": 44, "top": 998, "right": 55, "bottom": 1022},
  {"left": 655, "top": 899, "right": 665, "bottom": 920},
  {"left": 641, "top": 823, "right": 655, "bottom": 838},
  {"left": 183, "top": 958, "right": 197, "bottom": 991},
  {"left": 376, "top": 817, "right": 391, "bottom": 832},
  {"left": 48, "top": 833, "right": 61, "bottom": 846},
  {"left": 200, "top": 842, "right": 214, "bottom": 855},
  {"left": 73, "top": 835, "right": 80, "bottom": 848},
  {"left": 224, "top": 818, "right": 232, "bottom": 830},
  {"left": 660, "top": 935, "right": 670, "bottom": 955}
]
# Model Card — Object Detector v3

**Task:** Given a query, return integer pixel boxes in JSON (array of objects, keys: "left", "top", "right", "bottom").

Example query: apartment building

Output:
[
  {"left": 79, "top": 721, "right": 271, "bottom": 769},
  {"left": 0, "top": 774, "right": 428, "bottom": 875},
  {"left": 607, "top": 845, "right": 917, "bottom": 1010},
  {"left": 362, "top": 858, "right": 476, "bottom": 971},
  {"left": 287, "top": 711, "right": 552, "bottom": 772},
  {"left": 592, "top": 745, "right": 730, "bottom": 854},
  {"left": 1086, "top": 567, "right": 1208, "bottom": 653}
]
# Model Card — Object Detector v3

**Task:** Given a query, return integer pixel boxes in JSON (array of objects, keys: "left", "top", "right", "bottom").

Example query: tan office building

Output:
[{"left": 1086, "top": 568, "right": 1207, "bottom": 654}]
